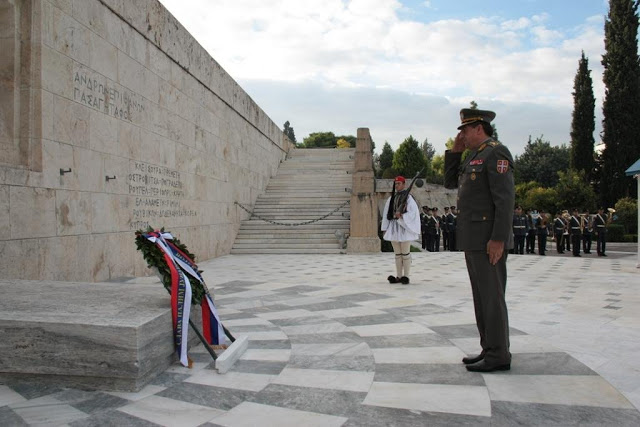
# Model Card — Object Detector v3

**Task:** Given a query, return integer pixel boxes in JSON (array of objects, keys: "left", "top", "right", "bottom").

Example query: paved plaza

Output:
[{"left": 1, "top": 246, "right": 639, "bottom": 426}]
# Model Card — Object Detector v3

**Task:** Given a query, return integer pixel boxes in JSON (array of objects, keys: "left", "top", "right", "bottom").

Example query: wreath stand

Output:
[{"left": 135, "top": 228, "right": 247, "bottom": 374}]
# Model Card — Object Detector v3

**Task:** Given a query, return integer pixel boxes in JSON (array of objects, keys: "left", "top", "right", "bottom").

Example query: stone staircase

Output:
[{"left": 231, "top": 148, "right": 354, "bottom": 254}]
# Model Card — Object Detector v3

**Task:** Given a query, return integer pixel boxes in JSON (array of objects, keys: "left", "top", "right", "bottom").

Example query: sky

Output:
[{"left": 157, "top": 0, "right": 613, "bottom": 156}]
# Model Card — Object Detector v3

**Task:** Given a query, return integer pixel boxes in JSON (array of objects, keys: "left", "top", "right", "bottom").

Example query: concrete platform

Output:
[
  {"left": 0, "top": 280, "right": 201, "bottom": 392},
  {"left": 1, "top": 249, "right": 639, "bottom": 426}
]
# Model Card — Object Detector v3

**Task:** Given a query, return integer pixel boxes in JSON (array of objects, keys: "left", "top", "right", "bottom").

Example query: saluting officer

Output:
[{"left": 444, "top": 108, "right": 514, "bottom": 372}]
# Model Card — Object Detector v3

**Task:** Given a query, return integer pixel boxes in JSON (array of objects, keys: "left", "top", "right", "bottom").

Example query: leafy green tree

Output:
[
  {"left": 554, "top": 169, "right": 597, "bottom": 212},
  {"left": 336, "top": 138, "right": 350, "bottom": 149},
  {"left": 378, "top": 142, "right": 394, "bottom": 178},
  {"left": 421, "top": 138, "right": 436, "bottom": 161},
  {"left": 570, "top": 52, "right": 596, "bottom": 179},
  {"left": 392, "top": 135, "right": 426, "bottom": 178},
  {"left": 283, "top": 121, "right": 296, "bottom": 143},
  {"left": 336, "top": 135, "right": 356, "bottom": 147},
  {"left": 601, "top": 0, "right": 640, "bottom": 205},
  {"left": 514, "top": 136, "right": 570, "bottom": 187},
  {"left": 515, "top": 181, "right": 541, "bottom": 209},
  {"left": 614, "top": 197, "right": 638, "bottom": 234},
  {"left": 521, "top": 187, "right": 558, "bottom": 214},
  {"left": 428, "top": 154, "right": 445, "bottom": 184},
  {"left": 302, "top": 132, "right": 336, "bottom": 148}
]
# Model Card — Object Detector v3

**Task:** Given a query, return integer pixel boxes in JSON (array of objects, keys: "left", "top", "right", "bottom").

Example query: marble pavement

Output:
[{"left": 1, "top": 249, "right": 639, "bottom": 426}]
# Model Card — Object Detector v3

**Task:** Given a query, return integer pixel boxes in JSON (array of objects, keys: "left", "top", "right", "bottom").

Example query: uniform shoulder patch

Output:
[{"left": 497, "top": 159, "right": 509, "bottom": 174}]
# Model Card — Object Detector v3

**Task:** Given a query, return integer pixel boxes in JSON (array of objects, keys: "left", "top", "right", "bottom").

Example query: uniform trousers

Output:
[
  {"left": 571, "top": 234, "right": 581, "bottom": 256},
  {"left": 513, "top": 235, "right": 525, "bottom": 254},
  {"left": 596, "top": 230, "right": 607, "bottom": 255},
  {"left": 464, "top": 251, "right": 511, "bottom": 365},
  {"left": 554, "top": 232, "right": 564, "bottom": 253},
  {"left": 526, "top": 231, "right": 536, "bottom": 253},
  {"left": 442, "top": 231, "right": 449, "bottom": 250},
  {"left": 582, "top": 232, "right": 592, "bottom": 253}
]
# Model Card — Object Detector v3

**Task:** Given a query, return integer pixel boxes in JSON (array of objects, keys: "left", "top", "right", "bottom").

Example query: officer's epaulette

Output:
[{"left": 478, "top": 139, "right": 500, "bottom": 152}]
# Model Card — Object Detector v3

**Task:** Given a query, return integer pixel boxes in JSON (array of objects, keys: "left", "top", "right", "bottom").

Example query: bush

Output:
[
  {"left": 623, "top": 234, "right": 638, "bottom": 243},
  {"left": 614, "top": 198, "right": 638, "bottom": 234},
  {"left": 607, "top": 224, "right": 625, "bottom": 242}
]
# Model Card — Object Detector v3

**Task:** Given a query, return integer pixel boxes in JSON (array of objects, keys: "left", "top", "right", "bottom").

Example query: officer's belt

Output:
[
  {"left": 571, "top": 227, "right": 581, "bottom": 230},
  {"left": 596, "top": 225, "right": 605, "bottom": 227},
  {"left": 514, "top": 226, "right": 525, "bottom": 228}
]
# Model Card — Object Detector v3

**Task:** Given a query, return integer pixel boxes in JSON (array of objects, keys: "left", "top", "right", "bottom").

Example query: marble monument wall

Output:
[{"left": 0, "top": 0, "right": 293, "bottom": 281}]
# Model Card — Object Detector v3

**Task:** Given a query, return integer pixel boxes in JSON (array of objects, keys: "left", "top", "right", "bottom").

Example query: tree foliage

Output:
[
  {"left": 378, "top": 142, "right": 394, "bottom": 178},
  {"left": 392, "top": 135, "right": 427, "bottom": 178},
  {"left": 521, "top": 187, "right": 558, "bottom": 214},
  {"left": 283, "top": 121, "right": 296, "bottom": 143},
  {"left": 302, "top": 131, "right": 336, "bottom": 148},
  {"left": 554, "top": 169, "right": 597, "bottom": 212},
  {"left": 336, "top": 138, "right": 350, "bottom": 149},
  {"left": 601, "top": 0, "right": 640, "bottom": 205},
  {"left": 570, "top": 52, "right": 596, "bottom": 178},
  {"left": 614, "top": 197, "right": 638, "bottom": 234},
  {"left": 514, "top": 136, "right": 570, "bottom": 187}
]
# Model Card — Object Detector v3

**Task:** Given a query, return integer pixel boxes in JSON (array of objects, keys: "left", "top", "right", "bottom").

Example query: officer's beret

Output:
[{"left": 458, "top": 108, "right": 496, "bottom": 130}]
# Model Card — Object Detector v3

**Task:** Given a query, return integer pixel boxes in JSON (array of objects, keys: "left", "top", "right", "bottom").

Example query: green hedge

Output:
[
  {"left": 607, "top": 224, "right": 625, "bottom": 242},
  {"left": 623, "top": 234, "right": 638, "bottom": 243}
]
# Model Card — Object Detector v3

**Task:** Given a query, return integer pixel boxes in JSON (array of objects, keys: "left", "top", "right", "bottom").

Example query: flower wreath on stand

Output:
[{"left": 135, "top": 227, "right": 233, "bottom": 367}]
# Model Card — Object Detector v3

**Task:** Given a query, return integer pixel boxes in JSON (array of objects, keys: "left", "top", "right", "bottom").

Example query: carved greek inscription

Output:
[
  {"left": 73, "top": 69, "right": 145, "bottom": 121},
  {"left": 128, "top": 161, "right": 196, "bottom": 230}
]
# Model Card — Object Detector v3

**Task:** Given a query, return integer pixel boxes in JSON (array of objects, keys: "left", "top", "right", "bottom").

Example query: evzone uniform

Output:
[{"left": 381, "top": 190, "right": 421, "bottom": 284}]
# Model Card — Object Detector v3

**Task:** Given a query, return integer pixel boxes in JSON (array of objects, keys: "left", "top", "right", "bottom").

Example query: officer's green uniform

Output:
[{"left": 444, "top": 109, "right": 515, "bottom": 367}]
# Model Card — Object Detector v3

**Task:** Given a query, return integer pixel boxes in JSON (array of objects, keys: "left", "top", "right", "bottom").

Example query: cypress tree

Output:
[
  {"left": 601, "top": 0, "right": 640, "bottom": 206},
  {"left": 570, "top": 52, "right": 596, "bottom": 179}
]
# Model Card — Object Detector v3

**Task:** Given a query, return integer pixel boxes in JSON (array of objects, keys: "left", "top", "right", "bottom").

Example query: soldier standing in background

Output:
[
  {"left": 535, "top": 210, "right": 548, "bottom": 256},
  {"left": 434, "top": 207, "right": 441, "bottom": 251},
  {"left": 420, "top": 206, "right": 429, "bottom": 250},
  {"left": 569, "top": 208, "right": 582, "bottom": 257},
  {"left": 594, "top": 207, "right": 608, "bottom": 257},
  {"left": 441, "top": 206, "right": 450, "bottom": 251},
  {"left": 553, "top": 212, "right": 566, "bottom": 254},
  {"left": 444, "top": 108, "right": 514, "bottom": 373},
  {"left": 582, "top": 212, "right": 592, "bottom": 254},
  {"left": 448, "top": 206, "right": 458, "bottom": 251},
  {"left": 525, "top": 210, "right": 536, "bottom": 254},
  {"left": 512, "top": 206, "right": 527, "bottom": 254},
  {"left": 427, "top": 208, "right": 438, "bottom": 251}
]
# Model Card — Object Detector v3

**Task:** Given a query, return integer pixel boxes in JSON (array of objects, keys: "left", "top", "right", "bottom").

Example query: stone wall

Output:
[
  {"left": 0, "top": 0, "right": 293, "bottom": 281},
  {"left": 376, "top": 180, "right": 459, "bottom": 216}
]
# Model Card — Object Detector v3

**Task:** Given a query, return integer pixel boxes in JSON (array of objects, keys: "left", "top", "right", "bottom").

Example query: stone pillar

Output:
[{"left": 347, "top": 128, "right": 380, "bottom": 253}]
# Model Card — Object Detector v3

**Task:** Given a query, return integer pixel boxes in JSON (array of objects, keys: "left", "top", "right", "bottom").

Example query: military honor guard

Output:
[
  {"left": 525, "top": 209, "right": 536, "bottom": 254},
  {"left": 535, "top": 210, "right": 548, "bottom": 255},
  {"left": 569, "top": 208, "right": 582, "bottom": 257},
  {"left": 442, "top": 206, "right": 450, "bottom": 250},
  {"left": 512, "top": 206, "right": 527, "bottom": 254},
  {"left": 420, "top": 206, "right": 429, "bottom": 250},
  {"left": 553, "top": 211, "right": 566, "bottom": 254},
  {"left": 447, "top": 206, "right": 458, "bottom": 251},
  {"left": 581, "top": 212, "right": 593, "bottom": 254},
  {"left": 434, "top": 207, "right": 441, "bottom": 251},
  {"left": 444, "top": 108, "right": 514, "bottom": 372},
  {"left": 593, "top": 207, "right": 609, "bottom": 256},
  {"left": 381, "top": 176, "right": 421, "bottom": 284}
]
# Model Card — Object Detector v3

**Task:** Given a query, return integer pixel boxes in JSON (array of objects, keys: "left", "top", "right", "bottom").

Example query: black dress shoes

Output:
[
  {"left": 466, "top": 360, "right": 510, "bottom": 372},
  {"left": 387, "top": 275, "right": 399, "bottom": 284},
  {"left": 400, "top": 276, "right": 410, "bottom": 285},
  {"left": 462, "top": 354, "right": 484, "bottom": 365}
]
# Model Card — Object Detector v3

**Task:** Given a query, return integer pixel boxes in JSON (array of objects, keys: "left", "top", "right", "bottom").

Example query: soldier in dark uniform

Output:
[
  {"left": 433, "top": 207, "right": 441, "bottom": 251},
  {"left": 420, "top": 206, "right": 429, "bottom": 250},
  {"left": 594, "top": 207, "right": 608, "bottom": 256},
  {"left": 444, "top": 108, "right": 514, "bottom": 373},
  {"left": 582, "top": 211, "right": 592, "bottom": 254},
  {"left": 535, "top": 210, "right": 548, "bottom": 255},
  {"left": 427, "top": 208, "right": 439, "bottom": 251},
  {"left": 512, "top": 205, "right": 527, "bottom": 254},
  {"left": 569, "top": 208, "right": 582, "bottom": 257},
  {"left": 553, "top": 211, "right": 566, "bottom": 254},
  {"left": 525, "top": 210, "right": 536, "bottom": 254},
  {"left": 448, "top": 206, "right": 458, "bottom": 251},
  {"left": 442, "top": 206, "right": 450, "bottom": 250}
]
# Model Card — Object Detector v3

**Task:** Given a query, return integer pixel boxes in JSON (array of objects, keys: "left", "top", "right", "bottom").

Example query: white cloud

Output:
[{"left": 158, "top": 0, "right": 606, "bottom": 154}]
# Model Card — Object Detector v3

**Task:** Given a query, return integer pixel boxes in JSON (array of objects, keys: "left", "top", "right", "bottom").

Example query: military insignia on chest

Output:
[
  {"left": 497, "top": 160, "right": 509, "bottom": 174},
  {"left": 469, "top": 159, "right": 483, "bottom": 166},
  {"left": 471, "top": 173, "right": 476, "bottom": 180}
]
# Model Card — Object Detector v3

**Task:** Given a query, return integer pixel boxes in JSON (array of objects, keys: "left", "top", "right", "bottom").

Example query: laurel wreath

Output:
[{"left": 134, "top": 227, "right": 207, "bottom": 305}]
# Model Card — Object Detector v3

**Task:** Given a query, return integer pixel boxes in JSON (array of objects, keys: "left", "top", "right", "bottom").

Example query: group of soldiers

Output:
[
  {"left": 510, "top": 206, "right": 611, "bottom": 257},
  {"left": 419, "top": 206, "right": 460, "bottom": 252}
]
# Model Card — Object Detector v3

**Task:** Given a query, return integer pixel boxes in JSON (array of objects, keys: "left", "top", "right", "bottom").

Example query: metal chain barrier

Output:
[{"left": 234, "top": 200, "right": 350, "bottom": 226}]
